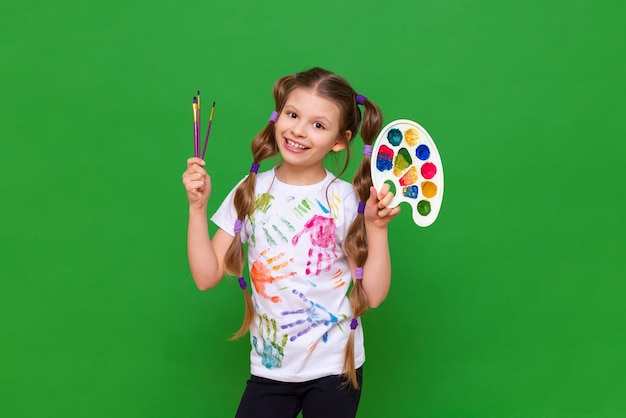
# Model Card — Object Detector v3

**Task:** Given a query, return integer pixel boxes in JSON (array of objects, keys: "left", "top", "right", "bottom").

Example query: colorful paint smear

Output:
[
  {"left": 417, "top": 200, "right": 431, "bottom": 216},
  {"left": 416, "top": 144, "right": 430, "bottom": 161},
  {"left": 421, "top": 162, "right": 437, "bottom": 179},
  {"left": 376, "top": 145, "right": 394, "bottom": 172},
  {"left": 393, "top": 148, "right": 412, "bottom": 177},
  {"left": 387, "top": 128, "right": 403, "bottom": 146},
  {"left": 399, "top": 165, "right": 418, "bottom": 186},
  {"left": 404, "top": 128, "right": 419, "bottom": 146},
  {"left": 403, "top": 185, "right": 419, "bottom": 199},
  {"left": 421, "top": 181, "right": 437, "bottom": 198}
]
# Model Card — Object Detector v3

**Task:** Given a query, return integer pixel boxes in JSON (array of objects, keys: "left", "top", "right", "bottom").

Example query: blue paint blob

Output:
[
  {"left": 403, "top": 185, "right": 419, "bottom": 199},
  {"left": 416, "top": 144, "right": 430, "bottom": 160},
  {"left": 376, "top": 155, "right": 393, "bottom": 172},
  {"left": 376, "top": 145, "right": 394, "bottom": 172},
  {"left": 387, "top": 128, "right": 403, "bottom": 146}
]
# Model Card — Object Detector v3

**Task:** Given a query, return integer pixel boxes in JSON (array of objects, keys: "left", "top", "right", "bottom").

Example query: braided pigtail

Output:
[
  {"left": 342, "top": 95, "right": 383, "bottom": 388},
  {"left": 228, "top": 75, "right": 298, "bottom": 339},
  {"left": 227, "top": 120, "right": 279, "bottom": 339}
]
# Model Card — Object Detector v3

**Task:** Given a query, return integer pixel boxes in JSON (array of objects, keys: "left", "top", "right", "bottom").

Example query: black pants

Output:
[{"left": 235, "top": 368, "right": 363, "bottom": 418}]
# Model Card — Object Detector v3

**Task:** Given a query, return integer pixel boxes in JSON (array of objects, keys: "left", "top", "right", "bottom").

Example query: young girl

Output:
[{"left": 182, "top": 67, "right": 400, "bottom": 418}]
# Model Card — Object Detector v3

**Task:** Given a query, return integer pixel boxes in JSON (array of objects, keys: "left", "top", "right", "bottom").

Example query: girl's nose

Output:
[{"left": 291, "top": 121, "right": 306, "bottom": 137}]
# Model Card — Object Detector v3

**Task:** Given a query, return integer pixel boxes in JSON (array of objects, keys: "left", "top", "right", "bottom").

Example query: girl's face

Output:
[{"left": 274, "top": 88, "right": 351, "bottom": 176}]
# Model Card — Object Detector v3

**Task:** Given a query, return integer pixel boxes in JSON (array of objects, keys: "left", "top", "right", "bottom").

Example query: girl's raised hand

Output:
[
  {"left": 364, "top": 184, "right": 401, "bottom": 229},
  {"left": 182, "top": 157, "right": 212, "bottom": 209}
]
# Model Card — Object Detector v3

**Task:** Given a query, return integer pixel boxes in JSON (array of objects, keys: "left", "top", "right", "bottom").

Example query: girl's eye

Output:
[
  {"left": 314, "top": 122, "right": 324, "bottom": 129},
  {"left": 288, "top": 112, "right": 297, "bottom": 119}
]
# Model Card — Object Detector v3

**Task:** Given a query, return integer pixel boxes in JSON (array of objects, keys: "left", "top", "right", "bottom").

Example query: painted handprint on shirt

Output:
[
  {"left": 253, "top": 314, "right": 288, "bottom": 369},
  {"left": 250, "top": 193, "right": 295, "bottom": 247},
  {"left": 280, "top": 289, "right": 346, "bottom": 344},
  {"left": 291, "top": 215, "right": 337, "bottom": 276},
  {"left": 250, "top": 248, "right": 297, "bottom": 303}
]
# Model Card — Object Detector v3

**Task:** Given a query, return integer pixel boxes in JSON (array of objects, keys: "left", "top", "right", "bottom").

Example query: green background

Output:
[{"left": 2, "top": 0, "right": 625, "bottom": 416}]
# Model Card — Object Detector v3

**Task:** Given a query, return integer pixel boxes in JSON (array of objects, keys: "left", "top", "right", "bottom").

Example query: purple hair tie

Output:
[
  {"left": 350, "top": 318, "right": 359, "bottom": 330},
  {"left": 238, "top": 276, "right": 247, "bottom": 290},
  {"left": 357, "top": 201, "right": 366, "bottom": 214},
  {"left": 363, "top": 145, "right": 372, "bottom": 156},
  {"left": 234, "top": 219, "right": 243, "bottom": 234},
  {"left": 354, "top": 267, "right": 363, "bottom": 280},
  {"left": 295, "top": 72, "right": 300, "bottom": 77},
  {"left": 250, "top": 162, "right": 260, "bottom": 174},
  {"left": 356, "top": 94, "right": 367, "bottom": 105},
  {"left": 269, "top": 111, "right": 278, "bottom": 122}
]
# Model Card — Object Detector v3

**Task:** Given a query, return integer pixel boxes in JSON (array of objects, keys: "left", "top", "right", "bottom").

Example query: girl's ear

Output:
[{"left": 332, "top": 130, "right": 352, "bottom": 152}]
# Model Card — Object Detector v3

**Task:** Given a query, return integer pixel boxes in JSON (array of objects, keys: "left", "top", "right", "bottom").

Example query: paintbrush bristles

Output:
[{"left": 209, "top": 101, "right": 215, "bottom": 121}]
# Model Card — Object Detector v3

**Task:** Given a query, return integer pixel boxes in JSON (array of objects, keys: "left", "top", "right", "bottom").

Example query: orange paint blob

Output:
[
  {"left": 399, "top": 166, "right": 418, "bottom": 186},
  {"left": 421, "top": 181, "right": 437, "bottom": 198}
]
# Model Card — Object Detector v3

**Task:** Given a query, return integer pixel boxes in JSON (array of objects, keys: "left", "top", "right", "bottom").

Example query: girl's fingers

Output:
[
  {"left": 182, "top": 158, "right": 211, "bottom": 208},
  {"left": 378, "top": 191, "right": 395, "bottom": 208},
  {"left": 186, "top": 157, "right": 206, "bottom": 167},
  {"left": 186, "top": 180, "right": 205, "bottom": 191},
  {"left": 370, "top": 184, "right": 395, "bottom": 209},
  {"left": 183, "top": 164, "right": 207, "bottom": 183},
  {"left": 378, "top": 205, "right": 400, "bottom": 219},
  {"left": 377, "top": 182, "right": 391, "bottom": 199},
  {"left": 366, "top": 184, "right": 400, "bottom": 220}
]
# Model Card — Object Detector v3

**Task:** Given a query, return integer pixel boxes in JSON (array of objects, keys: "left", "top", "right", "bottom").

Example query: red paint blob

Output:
[{"left": 421, "top": 162, "right": 437, "bottom": 179}]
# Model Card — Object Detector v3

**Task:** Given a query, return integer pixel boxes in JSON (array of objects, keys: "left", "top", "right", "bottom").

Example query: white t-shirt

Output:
[{"left": 211, "top": 167, "right": 365, "bottom": 382}]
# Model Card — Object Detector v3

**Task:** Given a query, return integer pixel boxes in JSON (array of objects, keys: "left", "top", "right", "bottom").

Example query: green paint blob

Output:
[
  {"left": 393, "top": 148, "right": 412, "bottom": 176},
  {"left": 417, "top": 200, "right": 431, "bottom": 216}
]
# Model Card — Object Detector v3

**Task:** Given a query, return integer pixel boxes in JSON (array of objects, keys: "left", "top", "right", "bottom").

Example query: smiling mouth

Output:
[{"left": 285, "top": 139, "right": 309, "bottom": 150}]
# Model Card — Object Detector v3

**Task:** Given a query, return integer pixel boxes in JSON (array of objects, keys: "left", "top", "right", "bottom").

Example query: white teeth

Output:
[{"left": 286, "top": 139, "right": 307, "bottom": 150}]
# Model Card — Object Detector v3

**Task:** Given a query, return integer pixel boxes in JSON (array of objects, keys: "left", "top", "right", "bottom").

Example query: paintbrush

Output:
[
  {"left": 192, "top": 96, "right": 199, "bottom": 157},
  {"left": 201, "top": 101, "right": 216, "bottom": 160}
]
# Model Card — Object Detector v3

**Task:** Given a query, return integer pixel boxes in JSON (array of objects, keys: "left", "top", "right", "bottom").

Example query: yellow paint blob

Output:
[
  {"left": 404, "top": 128, "right": 420, "bottom": 146},
  {"left": 421, "top": 181, "right": 437, "bottom": 198}
]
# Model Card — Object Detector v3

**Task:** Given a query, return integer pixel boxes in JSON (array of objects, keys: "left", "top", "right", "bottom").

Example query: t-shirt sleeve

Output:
[{"left": 210, "top": 177, "right": 250, "bottom": 242}]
